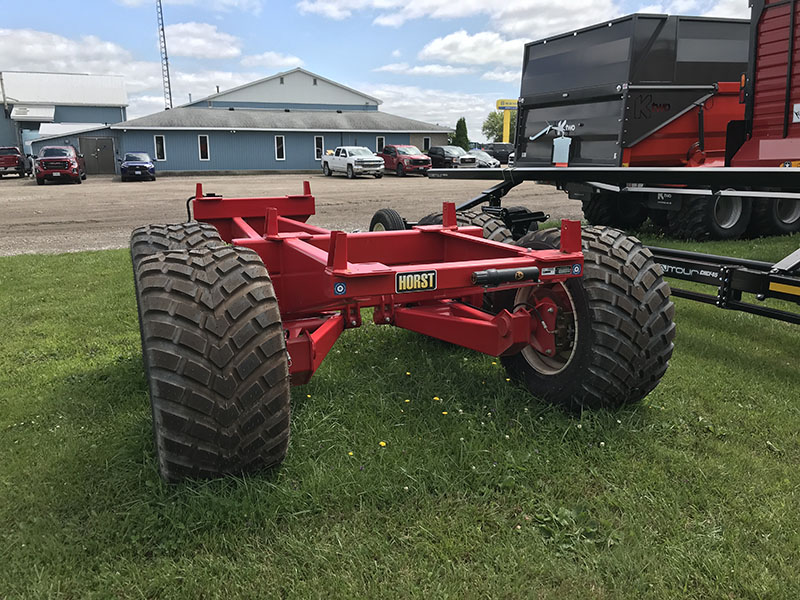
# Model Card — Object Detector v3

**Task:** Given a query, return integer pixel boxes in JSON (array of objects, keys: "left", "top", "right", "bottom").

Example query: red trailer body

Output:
[{"left": 732, "top": 0, "right": 800, "bottom": 167}]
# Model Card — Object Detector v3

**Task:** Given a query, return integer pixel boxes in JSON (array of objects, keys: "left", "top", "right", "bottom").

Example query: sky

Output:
[{"left": 0, "top": 0, "right": 748, "bottom": 141}]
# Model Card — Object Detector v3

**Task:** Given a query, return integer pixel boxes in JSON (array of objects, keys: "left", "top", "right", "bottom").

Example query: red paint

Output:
[
  {"left": 627, "top": 82, "right": 743, "bottom": 167},
  {"left": 733, "top": 0, "right": 800, "bottom": 166},
  {"left": 192, "top": 183, "right": 585, "bottom": 384}
]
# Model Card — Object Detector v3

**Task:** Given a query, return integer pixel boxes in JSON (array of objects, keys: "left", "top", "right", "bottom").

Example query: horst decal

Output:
[
  {"left": 572, "top": 264, "right": 582, "bottom": 275},
  {"left": 395, "top": 270, "right": 437, "bottom": 293},
  {"left": 333, "top": 282, "right": 347, "bottom": 296}
]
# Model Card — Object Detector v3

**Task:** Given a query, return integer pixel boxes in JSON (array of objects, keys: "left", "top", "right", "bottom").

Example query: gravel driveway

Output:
[{"left": 0, "top": 172, "right": 581, "bottom": 256}]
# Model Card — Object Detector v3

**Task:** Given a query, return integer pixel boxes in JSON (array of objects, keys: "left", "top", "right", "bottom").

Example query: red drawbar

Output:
[{"left": 192, "top": 183, "right": 585, "bottom": 385}]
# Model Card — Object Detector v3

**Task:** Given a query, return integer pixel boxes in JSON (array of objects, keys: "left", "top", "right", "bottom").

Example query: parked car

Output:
[
  {"left": 426, "top": 146, "right": 477, "bottom": 168},
  {"left": 35, "top": 146, "right": 86, "bottom": 185},
  {"left": 468, "top": 149, "right": 501, "bottom": 168},
  {"left": 119, "top": 152, "right": 156, "bottom": 181},
  {"left": 480, "top": 142, "right": 515, "bottom": 163},
  {"left": 377, "top": 144, "right": 431, "bottom": 176},
  {"left": 0, "top": 146, "right": 27, "bottom": 178},
  {"left": 322, "top": 146, "right": 384, "bottom": 178}
]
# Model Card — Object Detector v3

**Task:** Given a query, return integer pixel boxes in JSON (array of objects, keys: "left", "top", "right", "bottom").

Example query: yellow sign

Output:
[
  {"left": 496, "top": 99, "right": 518, "bottom": 143},
  {"left": 496, "top": 99, "right": 518, "bottom": 110}
]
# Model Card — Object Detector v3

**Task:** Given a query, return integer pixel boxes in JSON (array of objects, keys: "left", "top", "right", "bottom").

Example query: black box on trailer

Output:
[{"left": 515, "top": 14, "right": 749, "bottom": 167}]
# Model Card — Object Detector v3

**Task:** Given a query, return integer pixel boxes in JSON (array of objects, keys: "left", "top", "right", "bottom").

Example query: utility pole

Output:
[{"left": 157, "top": 0, "right": 173, "bottom": 110}]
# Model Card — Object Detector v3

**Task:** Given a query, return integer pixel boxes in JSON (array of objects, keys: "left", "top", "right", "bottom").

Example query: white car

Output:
[
  {"left": 468, "top": 149, "right": 501, "bottom": 168},
  {"left": 322, "top": 146, "right": 384, "bottom": 179}
]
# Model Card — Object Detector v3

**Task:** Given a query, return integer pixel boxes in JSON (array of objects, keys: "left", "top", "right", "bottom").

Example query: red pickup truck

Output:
[
  {"left": 377, "top": 144, "right": 431, "bottom": 176},
  {"left": 0, "top": 146, "right": 27, "bottom": 178},
  {"left": 35, "top": 145, "right": 86, "bottom": 185}
]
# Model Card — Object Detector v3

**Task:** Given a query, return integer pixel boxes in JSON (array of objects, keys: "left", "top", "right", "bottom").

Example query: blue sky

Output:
[{"left": 0, "top": 0, "right": 747, "bottom": 140}]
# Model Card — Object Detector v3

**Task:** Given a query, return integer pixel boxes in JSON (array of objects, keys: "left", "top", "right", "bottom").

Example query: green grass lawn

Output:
[{"left": 1, "top": 234, "right": 798, "bottom": 599}]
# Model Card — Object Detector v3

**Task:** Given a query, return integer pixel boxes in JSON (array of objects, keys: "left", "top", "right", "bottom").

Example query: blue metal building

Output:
[
  {"left": 1, "top": 71, "right": 127, "bottom": 167},
  {"left": 30, "top": 68, "right": 451, "bottom": 174}
]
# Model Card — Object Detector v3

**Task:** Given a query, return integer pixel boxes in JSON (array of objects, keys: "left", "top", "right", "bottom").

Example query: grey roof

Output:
[{"left": 111, "top": 106, "right": 452, "bottom": 133}]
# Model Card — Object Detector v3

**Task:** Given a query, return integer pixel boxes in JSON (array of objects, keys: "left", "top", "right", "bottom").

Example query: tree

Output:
[
  {"left": 453, "top": 117, "right": 470, "bottom": 151},
  {"left": 481, "top": 110, "right": 516, "bottom": 144}
]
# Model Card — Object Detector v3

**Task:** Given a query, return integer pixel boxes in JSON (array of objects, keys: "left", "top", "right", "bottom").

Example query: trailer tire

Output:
[
  {"left": 130, "top": 222, "right": 225, "bottom": 272},
  {"left": 747, "top": 198, "right": 800, "bottom": 237},
  {"left": 649, "top": 209, "right": 670, "bottom": 228},
  {"left": 582, "top": 192, "right": 647, "bottom": 229},
  {"left": 493, "top": 226, "right": 675, "bottom": 410},
  {"left": 134, "top": 246, "right": 291, "bottom": 482},
  {"left": 667, "top": 194, "right": 752, "bottom": 240},
  {"left": 369, "top": 208, "right": 406, "bottom": 231},
  {"left": 417, "top": 210, "right": 513, "bottom": 244}
]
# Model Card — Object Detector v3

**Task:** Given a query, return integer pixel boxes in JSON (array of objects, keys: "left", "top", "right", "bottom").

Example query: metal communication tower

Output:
[{"left": 156, "top": 0, "right": 173, "bottom": 109}]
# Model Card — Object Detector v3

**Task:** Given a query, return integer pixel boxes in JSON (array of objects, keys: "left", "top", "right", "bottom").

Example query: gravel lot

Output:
[{"left": 0, "top": 172, "right": 580, "bottom": 256}]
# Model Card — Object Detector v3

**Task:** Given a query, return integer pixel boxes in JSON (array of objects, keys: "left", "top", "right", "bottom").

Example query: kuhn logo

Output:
[
  {"left": 396, "top": 270, "right": 437, "bottom": 293},
  {"left": 633, "top": 94, "right": 671, "bottom": 119}
]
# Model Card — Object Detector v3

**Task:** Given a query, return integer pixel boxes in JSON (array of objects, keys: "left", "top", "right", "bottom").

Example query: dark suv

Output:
[
  {"left": 480, "top": 142, "right": 514, "bottom": 163},
  {"left": 35, "top": 146, "right": 86, "bottom": 185},
  {"left": 427, "top": 146, "right": 477, "bottom": 168}
]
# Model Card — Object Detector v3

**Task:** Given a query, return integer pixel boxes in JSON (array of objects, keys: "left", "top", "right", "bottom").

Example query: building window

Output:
[
  {"left": 198, "top": 135, "right": 210, "bottom": 161},
  {"left": 313, "top": 78, "right": 318, "bottom": 86},
  {"left": 314, "top": 136, "right": 324, "bottom": 160},
  {"left": 376, "top": 136, "right": 385, "bottom": 152},
  {"left": 275, "top": 135, "right": 285, "bottom": 161},
  {"left": 280, "top": 76, "right": 284, "bottom": 84},
  {"left": 154, "top": 135, "right": 166, "bottom": 161},
  {"left": 423, "top": 137, "right": 431, "bottom": 151}
]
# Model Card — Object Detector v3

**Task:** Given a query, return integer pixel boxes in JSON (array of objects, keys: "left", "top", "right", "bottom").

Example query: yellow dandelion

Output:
[
  {"left": 379, "top": 441, "right": 387, "bottom": 447},
  {"left": 404, "top": 399, "right": 410, "bottom": 403},
  {"left": 306, "top": 394, "right": 312, "bottom": 398},
  {"left": 442, "top": 411, "right": 448, "bottom": 415},
  {"left": 492, "top": 361, "right": 497, "bottom": 365},
  {"left": 433, "top": 396, "right": 440, "bottom": 401},
  {"left": 348, "top": 451, "right": 354, "bottom": 456},
  {"left": 405, "top": 371, "right": 411, "bottom": 376},
  {"left": 505, "top": 378, "right": 511, "bottom": 382}
]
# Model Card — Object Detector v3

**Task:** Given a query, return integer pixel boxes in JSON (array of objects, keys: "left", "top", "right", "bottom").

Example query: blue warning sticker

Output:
[{"left": 333, "top": 282, "right": 347, "bottom": 296}]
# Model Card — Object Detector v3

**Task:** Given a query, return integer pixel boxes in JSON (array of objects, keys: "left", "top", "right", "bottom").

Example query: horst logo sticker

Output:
[
  {"left": 572, "top": 263, "right": 582, "bottom": 275},
  {"left": 333, "top": 282, "right": 347, "bottom": 296},
  {"left": 396, "top": 270, "right": 437, "bottom": 293}
]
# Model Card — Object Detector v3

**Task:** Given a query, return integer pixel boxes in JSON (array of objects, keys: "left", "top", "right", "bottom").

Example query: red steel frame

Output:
[{"left": 192, "top": 182, "right": 584, "bottom": 384}]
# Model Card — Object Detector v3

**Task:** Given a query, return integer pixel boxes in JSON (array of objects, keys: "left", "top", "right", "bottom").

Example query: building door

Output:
[{"left": 79, "top": 137, "right": 116, "bottom": 174}]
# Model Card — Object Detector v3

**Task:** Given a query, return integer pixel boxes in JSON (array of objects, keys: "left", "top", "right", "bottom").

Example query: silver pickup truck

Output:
[{"left": 322, "top": 146, "right": 384, "bottom": 179}]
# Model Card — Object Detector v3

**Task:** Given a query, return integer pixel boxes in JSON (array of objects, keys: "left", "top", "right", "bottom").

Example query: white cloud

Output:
[
  {"left": 118, "top": 0, "right": 263, "bottom": 14},
  {"left": 0, "top": 28, "right": 268, "bottom": 119},
  {"left": 374, "top": 62, "right": 473, "bottom": 76},
  {"left": 165, "top": 22, "right": 242, "bottom": 59},
  {"left": 419, "top": 30, "right": 525, "bottom": 67},
  {"left": 359, "top": 82, "right": 498, "bottom": 141},
  {"left": 241, "top": 51, "right": 304, "bottom": 69},
  {"left": 298, "top": 0, "right": 618, "bottom": 38},
  {"left": 391, "top": 49, "right": 402, "bottom": 58},
  {"left": 703, "top": 0, "right": 750, "bottom": 18},
  {"left": 0, "top": 28, "right": 161, "bottom": 93},
  {"left": 481, "top": 69, "right": 520, "bottom": 83}
]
